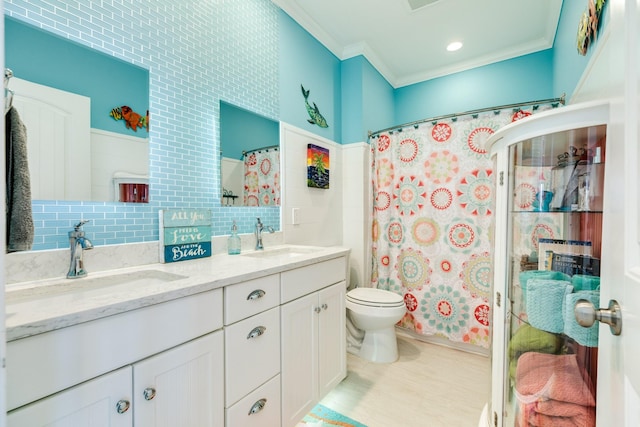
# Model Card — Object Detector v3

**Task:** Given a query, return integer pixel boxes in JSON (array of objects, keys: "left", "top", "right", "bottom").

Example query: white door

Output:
[
  {"left": 595, "top": 1, "right": 640, "bottom": 425},
  {"left": 132, "top": 331, "right": 224, "bottom": 427},
  {"left": 11, "top": 77, "right": 91, "bottom": 200}
]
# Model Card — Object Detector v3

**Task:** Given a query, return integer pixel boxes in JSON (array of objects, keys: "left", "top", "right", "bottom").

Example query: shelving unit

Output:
[{"left": 483, "top": 102, "right": 609, "bottom": 427}]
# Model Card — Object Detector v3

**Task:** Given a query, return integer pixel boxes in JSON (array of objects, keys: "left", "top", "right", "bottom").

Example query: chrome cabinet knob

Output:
[
  {"left": 247, "top": 325, "right": 266, "bottom": 339},
  {"left": 314, "top": 306, "right": 322, "bottom": 313},
  {"left": 143, "top": 387, "right": 156, "bottom": 401},
  {"left": 116, "top": 399, "right": 130, "bottom": 414},
  {"left": 574, "top": 298, "right": 622, "bottom": 335},
  {"left": 321, "top": 303, "right": 328, "bottom": 310},
  {"left": 248, "top": 398, "right": 267, "bottom": 415},
  {"left": 247, "top": 289, "right": 266, "bottom": 300}
]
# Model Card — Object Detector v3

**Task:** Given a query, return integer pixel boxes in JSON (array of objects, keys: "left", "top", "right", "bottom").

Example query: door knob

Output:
[{"left": 574, "top": 299, "right": 622, "bottom": 335}]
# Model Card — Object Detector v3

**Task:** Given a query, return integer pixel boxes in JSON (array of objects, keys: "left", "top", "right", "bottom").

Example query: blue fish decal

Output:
[{"left": 301, "top": 85, "right": 328, "bottom": 128}]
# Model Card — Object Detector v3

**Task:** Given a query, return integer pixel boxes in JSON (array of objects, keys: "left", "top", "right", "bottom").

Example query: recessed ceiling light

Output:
[{"left": 447, "top": 41, "right": 463, "bottom": 52}]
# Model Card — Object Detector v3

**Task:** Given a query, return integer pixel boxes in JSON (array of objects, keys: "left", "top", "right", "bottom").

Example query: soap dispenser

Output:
[{"left": 227, "top": 220, "right": 241, "bottom": 255}]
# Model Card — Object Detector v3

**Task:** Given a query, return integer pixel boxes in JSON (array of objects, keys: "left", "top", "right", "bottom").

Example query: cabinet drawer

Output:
[
  {"left": 7, "top": 289, "right": 223, "bottom": 411},
  {"left": 224, "top": 274, "right": 280, "bottom": 325},
  {"left": 281, "top": 257, "right": 346, "bottom": 303},
  {"left": 225, "top": 307, "right": 280, "bottom": 406},
  {"left": 225, "top": 374, "right": 281, "bottom": 427}
]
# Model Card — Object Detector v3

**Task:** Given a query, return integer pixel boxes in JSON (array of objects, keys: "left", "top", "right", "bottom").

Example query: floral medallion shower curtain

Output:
[
  {"left": 244, "top": 147, "right": 280, "bottom": 206},
  {"left": 370, "top": 104, "right": 557, "bottom": 349}
]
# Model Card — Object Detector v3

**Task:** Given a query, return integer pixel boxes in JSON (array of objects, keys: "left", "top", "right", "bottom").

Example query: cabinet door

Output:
[
  {"left": 7, "top": 366, "right": 132, "bottom": 427},
  {"left": 281, "top": 292, "right": 318, "bottom": 427},
  {"left": 133, "top": 331, "right": 224, "bottom": 427},
  {"left": 317, "top": 282, "right": 346, "bottom": 398}
]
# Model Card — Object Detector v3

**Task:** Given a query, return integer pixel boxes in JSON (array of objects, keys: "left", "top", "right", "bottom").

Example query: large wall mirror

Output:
[
  {"left": 5, "top": 17, "right": 150, "bottom": 203},
  {"left": 220, "top": 101, "right": 280, "bottom": 207}
]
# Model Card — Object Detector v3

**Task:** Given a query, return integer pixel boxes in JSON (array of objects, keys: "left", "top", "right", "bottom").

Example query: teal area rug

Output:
[{"left": 301, "top": 404, "right": 368, "bottom": 427}]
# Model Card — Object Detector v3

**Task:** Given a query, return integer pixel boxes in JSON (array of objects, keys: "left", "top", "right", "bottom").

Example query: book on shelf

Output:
[
  {"left": 550, "top": 253, "right": 601, "bottom": 277},
  {"left": 537, "top": 238, "right": 593, "bottom": 270}
]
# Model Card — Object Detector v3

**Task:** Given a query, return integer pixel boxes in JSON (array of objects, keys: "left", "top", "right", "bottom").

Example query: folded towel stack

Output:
[
  {"left": 508, "top": 324, "right": 563, "bottom": 384},
  {"left": 515, "top": 352, "right": 596, "bottom": 427},
  {"left": 564, "top": 290, "right": 600, "bottom": 347},
  {"left": 525, "top": 279, "right": 574, "bottom": 333}
]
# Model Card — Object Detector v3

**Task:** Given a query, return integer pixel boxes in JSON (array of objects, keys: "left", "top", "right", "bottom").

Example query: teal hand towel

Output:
[
  {"left": 571, "top": 274, "right": 600, "bottom": 291},
  {"left": 525, "top": 279, "right": 573, "bottom": 333},
  {"left": 564, "top": 290, "right": 600, "bottom": 347},
  {"left": 519, "top": 270, "right": 571, "bottom": 305}
]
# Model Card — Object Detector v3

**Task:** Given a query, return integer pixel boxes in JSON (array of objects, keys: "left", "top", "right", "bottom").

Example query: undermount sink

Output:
[
  {"left": 241, "top": 245, "right": 322, "bottom": 259},
  {"left": 6, "top": 269, "right": 188, "bottom": 311}
]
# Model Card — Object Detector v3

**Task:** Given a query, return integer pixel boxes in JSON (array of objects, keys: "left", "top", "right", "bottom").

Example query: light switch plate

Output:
[{"left": 292, "top": 208, "right": 300, "bottom": 225}]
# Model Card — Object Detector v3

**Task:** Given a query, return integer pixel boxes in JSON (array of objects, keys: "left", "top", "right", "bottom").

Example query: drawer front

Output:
[
  {"left": 226, "top": 374, "right": 281, "bottom": 427},
  {"left": 7, "top": 289, "right": 223, "bottom": 411},
  {"left": 224, "top": 274, "right": 280, "bottom": 325},
  {"left": 281, "top": 256, "right": 346, "bottom": 303},
  {"left": 225, "top": 307, "right": 281, "bottom": 406}
]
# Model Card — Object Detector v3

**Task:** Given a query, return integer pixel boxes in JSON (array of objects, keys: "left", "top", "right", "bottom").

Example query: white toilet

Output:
[{"left": 346, "top": 288, "right": 406, "bottom": 363}]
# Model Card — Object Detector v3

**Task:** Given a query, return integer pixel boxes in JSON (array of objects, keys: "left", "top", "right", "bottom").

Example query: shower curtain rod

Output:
[
  {"left": 241, "top": 144, "right": 279, "bottom": 158},
  {"left": 368, "top": 94, "right": 566, "bottom": 138}
]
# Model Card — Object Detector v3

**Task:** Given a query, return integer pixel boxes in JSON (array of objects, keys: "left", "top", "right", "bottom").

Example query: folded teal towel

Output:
[
  {"left": 571, "top": 274, "right": 601, "bottom": 291},
  {"left": 564, "top": 290, "right": 600, "bottom": 347},
  {"left": 525, "top": 279, "right": 573, "bottom": 333}
]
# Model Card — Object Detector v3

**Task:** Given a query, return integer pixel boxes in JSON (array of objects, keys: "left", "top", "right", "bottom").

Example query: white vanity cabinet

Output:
[
  {"left": 6, "top": 289, "right": 225, "bottom": 427},
  {"left": 224, "top": 274, "right": 282, "bottom": 427},
  {"left": 280, "top": 257, "right": 347, "bottom": 427}
]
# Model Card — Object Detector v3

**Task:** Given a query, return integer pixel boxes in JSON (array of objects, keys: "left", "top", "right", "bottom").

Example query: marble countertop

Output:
[{"left": 6, "top": 245, "right": 350, "bottom": 341}]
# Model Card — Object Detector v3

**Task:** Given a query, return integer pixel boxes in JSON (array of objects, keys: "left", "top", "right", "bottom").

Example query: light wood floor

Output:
[{"left": 318, "top": 334, "right": 490, "bottom": 427}]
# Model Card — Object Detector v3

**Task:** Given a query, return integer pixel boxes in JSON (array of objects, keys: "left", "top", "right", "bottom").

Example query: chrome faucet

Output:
[
  {"left": 254, "top": 217, "right": 274, "bottom": 250},
  {"left": 67, "top": 220, "right": 94, "bottom": 279}
]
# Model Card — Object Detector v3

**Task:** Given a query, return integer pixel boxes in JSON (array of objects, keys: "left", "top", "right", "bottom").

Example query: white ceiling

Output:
[{"left": 272, "top": 0, "right": 564, "bottom": 88}]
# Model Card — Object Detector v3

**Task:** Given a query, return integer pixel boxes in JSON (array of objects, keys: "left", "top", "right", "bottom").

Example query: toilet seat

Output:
[{"left": 346, "top": 288, "right": 404, "bottom": 308}]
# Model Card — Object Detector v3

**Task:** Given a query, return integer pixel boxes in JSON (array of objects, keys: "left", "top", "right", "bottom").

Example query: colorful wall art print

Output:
[{"left": 307, "top": 144, "right": 330, "bottom": 189}]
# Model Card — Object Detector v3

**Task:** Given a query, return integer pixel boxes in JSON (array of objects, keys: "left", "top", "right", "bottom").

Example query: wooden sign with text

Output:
[{"left": 159, "top": 209, "right": 212, "bottom": 263}]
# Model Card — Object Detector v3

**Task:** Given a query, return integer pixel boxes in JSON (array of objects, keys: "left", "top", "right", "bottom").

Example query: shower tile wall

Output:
[{"left": 6, "top": 0, "right": 280, "bottom": 250}]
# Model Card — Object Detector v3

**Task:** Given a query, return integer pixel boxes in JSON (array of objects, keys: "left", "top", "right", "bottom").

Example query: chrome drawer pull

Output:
[
  {"left": 143, "top": 387, "right": 156, "bottom": 401},
  {"left": 247, "top": 325, "right": 267, "bottom": 339},
  {"left": 247, "top": 289, "right": 266, "bottom": 300},
  {"left": 116, "top": 399, "right": 130, "bottom": 414},
  {"left": 248, "top": 398, "right": 267, "bottom": 415}
]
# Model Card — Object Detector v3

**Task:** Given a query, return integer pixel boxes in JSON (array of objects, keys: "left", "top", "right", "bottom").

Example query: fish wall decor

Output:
[
  {"left": 301, "top": 85, "right": 328, "bottom": 128},
  {"left": 110, "top": 106, "right": 149, "bottom": 132}
]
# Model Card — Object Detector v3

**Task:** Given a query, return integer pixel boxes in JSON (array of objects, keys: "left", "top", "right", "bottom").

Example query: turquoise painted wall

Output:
[
  {"left": 394, "top": 49, "right": 555, "bottom": 125},
  {"left": 279, "top": 11, "right": 342, "bottom": 143},
  {"left": 341, "top": 56, "right": 395, "bottom": 144},
  {"left": 552, "top": 0, "right": 609, "bottom": 98},
  {"left": 5, "top": 17, "right": 149, "bottom": 135},
  {"left": 341, "top": 58, "right": 364, "bottom": 144},
  {"left": 5, "top": 0, "right": 603, "bottom": 251},
  {"left": 220, "top": 101, "right": 279, "bottom": 160}
]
